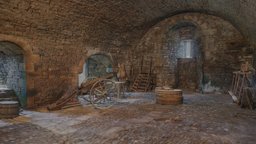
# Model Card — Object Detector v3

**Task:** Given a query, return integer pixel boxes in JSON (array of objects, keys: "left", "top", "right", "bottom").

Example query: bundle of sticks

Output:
[{"left": 47, "top": 74, "right": 114, "bottom": 111}]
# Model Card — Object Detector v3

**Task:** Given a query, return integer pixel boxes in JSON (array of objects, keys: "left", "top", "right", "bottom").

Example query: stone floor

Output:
[{"left": 0, "top": 92, "right": 256, "bottom": 144}]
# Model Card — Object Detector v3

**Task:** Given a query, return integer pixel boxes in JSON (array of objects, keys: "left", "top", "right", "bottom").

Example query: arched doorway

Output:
[
  {"left": 78, "top": 54, "right": 113, "bottom": 86},
  {"left": 0, "top": 41, "right": 27, "bottom": 107},
  {"left": 132, "top": 13, "right": 247, "bottom": 93},
  {"left": 167, "top": 22, "right": 203, "bottom": 91}
]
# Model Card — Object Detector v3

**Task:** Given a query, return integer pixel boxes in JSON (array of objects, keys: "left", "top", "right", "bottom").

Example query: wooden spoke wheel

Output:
[
  {"left": 89, "top": 79, "right": 116, "bottom": 109},
  {"left": 80, "top": 77, "right": 98, "bottom": 102}
]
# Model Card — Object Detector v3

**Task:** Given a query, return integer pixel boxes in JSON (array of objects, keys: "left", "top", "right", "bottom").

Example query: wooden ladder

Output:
[
  {"left": 229, "top": 71, "right": 255, "bottom": 109},
  {"left": 131, "top": 73, "right": 151, "bottom": 92}
]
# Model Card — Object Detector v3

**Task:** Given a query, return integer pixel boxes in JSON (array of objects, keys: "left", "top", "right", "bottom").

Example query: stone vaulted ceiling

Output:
[{"left": 0, "top": 0, "right": 256, "bottom": 47}]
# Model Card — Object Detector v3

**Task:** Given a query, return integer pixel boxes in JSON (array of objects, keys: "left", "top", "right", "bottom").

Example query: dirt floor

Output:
[{"left": 0, "top": 92, "right": 256, "bottom": 144}]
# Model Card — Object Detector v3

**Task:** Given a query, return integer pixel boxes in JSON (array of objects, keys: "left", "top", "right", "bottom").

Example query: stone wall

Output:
[
  {"left": 0, "top": 37, "right": 127, "bottom": 108},
  {"left": 128, "top": 13, "right": 248, "bottom": 93},
  {"left": 1, "top": 1, "right": 256, "bottom": 107},
  {"left": 19, "top": 40, "right": 126, "bottom": 108},
  {"left": 0, "top": 0, "right": 130, "bottom": 108}
]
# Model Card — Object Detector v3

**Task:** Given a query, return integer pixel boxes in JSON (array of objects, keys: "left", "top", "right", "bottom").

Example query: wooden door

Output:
[{"left": 176, "top": 58, "right": 198, "bottom": 90}]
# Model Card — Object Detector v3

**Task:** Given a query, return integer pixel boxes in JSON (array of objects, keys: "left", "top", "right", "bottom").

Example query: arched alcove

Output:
[
  {"left": 132, "top": 13, "right": 247, "bottom": 93},
  {"left": 78, "top": 53, "right": 113, "bottom": 86},
  {"left": 0, "top": 41, "right": 27, "bottom": 107},
  {"left": 167, "top": 22, "right": 203, "bottom": 91}
]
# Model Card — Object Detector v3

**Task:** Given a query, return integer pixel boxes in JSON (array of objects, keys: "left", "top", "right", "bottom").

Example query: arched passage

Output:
[
  {"left": 132, "top": 13, "right": 249, "bottom": 93},
  {"left": 167, "top": 22, "right": 203, "bottom": 91},
  {"left": 0, "top": 41, "right": 27, "bottom": 107},
  {"left": 78, "top": 53, "right": 113, "bottom": 86}
]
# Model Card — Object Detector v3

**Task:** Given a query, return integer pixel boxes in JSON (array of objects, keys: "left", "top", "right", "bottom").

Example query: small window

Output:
[{"left": 176, "top": 40, "right": 194, "bottom": 58}]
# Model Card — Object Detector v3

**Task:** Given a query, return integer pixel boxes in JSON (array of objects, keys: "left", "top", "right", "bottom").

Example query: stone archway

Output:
[
  {"left": 0, "top": 34, "right": 40, "bottom": 108},
  {"left": 133, "top": 13, "right": 247, "bottom": 93},
  {"left": 78, "top": 53, "right": 113, "bottom": 86},
  {"left": 0, "top": 41, "right": 27, "bottom": 107},
  {"left": 167, "top": 22, "right": 203, "bottom": 91}
]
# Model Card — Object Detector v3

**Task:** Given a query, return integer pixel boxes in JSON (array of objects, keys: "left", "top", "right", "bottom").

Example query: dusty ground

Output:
[{"left": 0, "top": 92, "right": 256, "bottom": 144}]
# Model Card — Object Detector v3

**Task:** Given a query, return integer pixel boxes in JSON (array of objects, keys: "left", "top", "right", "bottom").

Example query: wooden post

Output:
[{"left": 140, "top": 56, "right": 144, "bottom": 74}]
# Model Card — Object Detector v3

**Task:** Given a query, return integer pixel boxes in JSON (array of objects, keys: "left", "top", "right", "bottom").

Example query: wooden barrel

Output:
[
  {"left": 155, "top": 87, "right": 183, "bottom": 105},
  {"left": 0, "top": 101, "right": 19, "bottom": 119},
  {"left": 0, "top": 89, "right": 18, "bottom": 101}
]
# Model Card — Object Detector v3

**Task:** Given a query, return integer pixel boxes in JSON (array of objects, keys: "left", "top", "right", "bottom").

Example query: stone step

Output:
[{"left": 0, "top": 78, "right": 5, "bottom": 85}]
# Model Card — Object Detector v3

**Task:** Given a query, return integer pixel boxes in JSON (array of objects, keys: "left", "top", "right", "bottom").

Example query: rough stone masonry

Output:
[{"left": 0, "top": 0, "right": 256, "bottom": 108}]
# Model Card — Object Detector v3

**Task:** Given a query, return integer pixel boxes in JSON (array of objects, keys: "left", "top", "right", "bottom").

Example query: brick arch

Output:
[
  {"left": 133, "top": 12, "right": 246, "bottom": 91},
  {"left": 0, "top": 34, "right": 40, "bottom": 107},
  {"left": 77, "top": 50, "right": 114, "bottom": 86},
  {"left": 0, "top": 34, "right": 39, "bottom": 72},
  {"left": 77, "top": 50, "right": 114, "bottom": 74},
  {"left": 168, "top": 21, "right": 205, "bottom": 91},
  {"left": 145, "top": 12, "right": 246, "bottom": 40},
  {"left": 136, "top": 13, "right": 246, "bottom": 57}
]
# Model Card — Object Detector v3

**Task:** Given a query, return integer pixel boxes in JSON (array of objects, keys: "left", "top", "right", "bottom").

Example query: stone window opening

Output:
[
  {"left": 177, "top": 39, "right": 195, "bottom": 59},
  {"left": 78, "top": 54, "right": 113, "bottom": 87}
]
